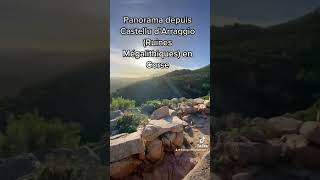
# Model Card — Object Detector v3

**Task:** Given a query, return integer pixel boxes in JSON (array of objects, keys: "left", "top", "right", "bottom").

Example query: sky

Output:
[
  {"left": 213, "top": 0, "right": 320, "bottom": 26},
  {"left": 0, "top": 0, "right": 107, "bottom": 52},
  {"left": 110, "top": 0, "right": 210, "bottom": 78}
]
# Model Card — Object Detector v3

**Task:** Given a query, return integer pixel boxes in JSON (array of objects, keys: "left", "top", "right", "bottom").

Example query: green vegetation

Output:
[
  {"left": 111, "top": 97, "right": 135, "bottom": 111},
  {"left": 117, "top": 112, "right": 148, "bottom": 133},
  {"left": 0, "top": 112, "right": 80, "bottom": 156},
  {"left": 144, "top": 99, "right": 162, "bottom": 109},
  {"left": 144, "top": 98, "right": 180, "bottom": 109},
  {"left": 201, "top": 95, "right": 210, "bottom": 100}
]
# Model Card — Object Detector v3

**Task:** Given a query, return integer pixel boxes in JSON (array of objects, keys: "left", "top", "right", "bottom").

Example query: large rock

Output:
[
  {"left": 110, "top": 131, "right": 145, "bottom": 162},
  {"left": 110, "top": 133, "right": 128, "bottom": 140},
  {"left": 225, "top": 140, "right": 282, "bottom": 165},
  {"left": 143, "top": 153, "right": 196, "bottom": 180},
  {"left": 161, "top": 132, "right": 176, "bottom": 148},
  {"left": 142, "top": 116, "right": 185, "bottom": 141},
  {"left": 110, "top": 157, "right": 142, "bottom": 179},
  {"left": 173, "top": 132, "right": 184, "bottom": 147},
  {"left": 194, "top": 104, "right": 207, "bottom": 112},
  {"left": 146, "top": 138, "right": 164, "bottom": 161},
  {"left": 169, "top": 109, "right": 177, "bottom": 116},
  {"left": 183, "top": 151, "right": 210, "bottom": 180},
  {"left": 110, "top": 110, "right": 123, "bottom": 119},
  {"left": 192, "top": 98, "right": 204, "bottom": 105},
  {"left": 281, "top": 134, "right": 320, "bottom": 168},
  {"left": 150, "top": 106, "right": 170, "bottom": 120},
  {"left": 110, "top": 118, "right": 118, "bottom": 131},
  {"left": 141, "top": 104, "right": 156, "bottom": 115},
  {"left": 0, "top": 153, "right": 41, "bottom": 180},
  {"left": 268, "top": 116, "right": 302, "bottom": 135},
  {"left": 281, "top": 134, "right": 308, "bottom": 150},
  {"left": 180, "top": 104, "right": 197, "bottom": 114},
  {"left": 299, "top": 121, "right": 320, "bottom": 145}
]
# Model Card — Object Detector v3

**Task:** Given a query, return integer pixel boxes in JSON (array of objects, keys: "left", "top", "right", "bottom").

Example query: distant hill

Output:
[
  {"left": 110, "top": 77, "right": 150, "bottom": 93},
  {"left": 0, "top": 50, "right": 106, "bottom": 98},
  {"left": 112, "top": 66, "right": 210, "bottom": 104},
  {"left": 212, "top": 9, "right": 320, "bottom": 117},
  {"left": 1, "top": 59, "right": 107, "bottom": 142}
]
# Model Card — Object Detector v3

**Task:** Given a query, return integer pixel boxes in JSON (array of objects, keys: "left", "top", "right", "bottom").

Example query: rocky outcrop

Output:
[
  {"left": 267, "top": 116, "right": 302, "bottom": 135},
  {"left": 109, "top": 97, "right": 211, "bottom": 179},
  {"left": 213, "top": 116, "right": 320, "bottom": 180},
  {"left": 150, "top": 106, "right": 170, "bottom": 120},
  {"left": 299, "top": 121, "right": 320, "bottom": 145},
  {"left": 142, "top": 116, "right": 185, "bottom": 141},
  {"left": 110, "top": 131, "right": 145, "bottom": 162}
]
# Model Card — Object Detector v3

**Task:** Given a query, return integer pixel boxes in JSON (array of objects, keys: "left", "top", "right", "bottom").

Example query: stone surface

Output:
[
  {"left": 194, "top": 104, "right": 207, "bottom": 112},
  {"left": 299, "top": 121, "right": 320, "bottom": 145},
  {"left": 141, "top": 104, "right": 156, "bottom": 115},
  {"left": 225, "top": 140, "right": 282, "bottom": 165},
  {"left": 110, "top": 131, "right": 145, "bottom": 162},
  {"left": 193, "top": 98, "right": 204, "bottom": 105},
  {"left": 142, "top": 116, "right": 184, "bottom": 141},
  {"left": 232, "top": 172, "right": 252, "bottom": 180},
  {"left": 110, "top": 118, "right": 118, "bottom": 131},
  {"left": 173, "top": 132, "right": 184, "bottom": 147},
  {"left": 169, "top": 109, "right": 177, "bottom": 116},
  {"left": 282, "top": 134, "right": 308, "bottom": 150},
  {"left": 183, "top": 151, "right": 210, "bottom": 180},
  {"left": 150, "top": 106, "right": 170, "bottom": 120},
  {"left": 180, "top": 104, "right": 197, "bottom": 114},
  {"left": 110, "top": 157, "right": 142, "bottom": 179},
  {"left": 146, "top": 138, "right": 164, "bottom": 162},
  {"left": 162, "top": 132, "right": 176, "bottom": 147},
  {"left": 143, "top": 153, "right": 196, "bottom": 180},
  {"left": 110, "top": 133, "right": 128, "bottom": 140},
  {"left": 110, "top": 110, "right": 123, "bottom": 120},
  {"left": 268, "top": 116, "right": 302, "bottom": 135}
]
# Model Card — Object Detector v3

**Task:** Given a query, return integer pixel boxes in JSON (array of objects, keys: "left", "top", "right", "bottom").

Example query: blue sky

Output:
[{"left": 110, "top": 0, "right": 210, "bottom": 78}]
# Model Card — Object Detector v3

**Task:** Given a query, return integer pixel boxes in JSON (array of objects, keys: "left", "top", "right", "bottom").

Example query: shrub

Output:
[
  {"left": 161, "top": 99, "right": 171, "bottom": 107},
  {"left": 0, "top": 112, "right": 80, "bottom": 156},
  {"left": 202, "top": 95, "right": 210, "bottom": 100},
  {"left": 111, "top": 97, "right": 135, "bottom": 111},
  {"left": 145, "top": 99, "right": 162, "bottom": 109},
  {"left": 117, "top": 112, "right": 148, "bottom": 133}
]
